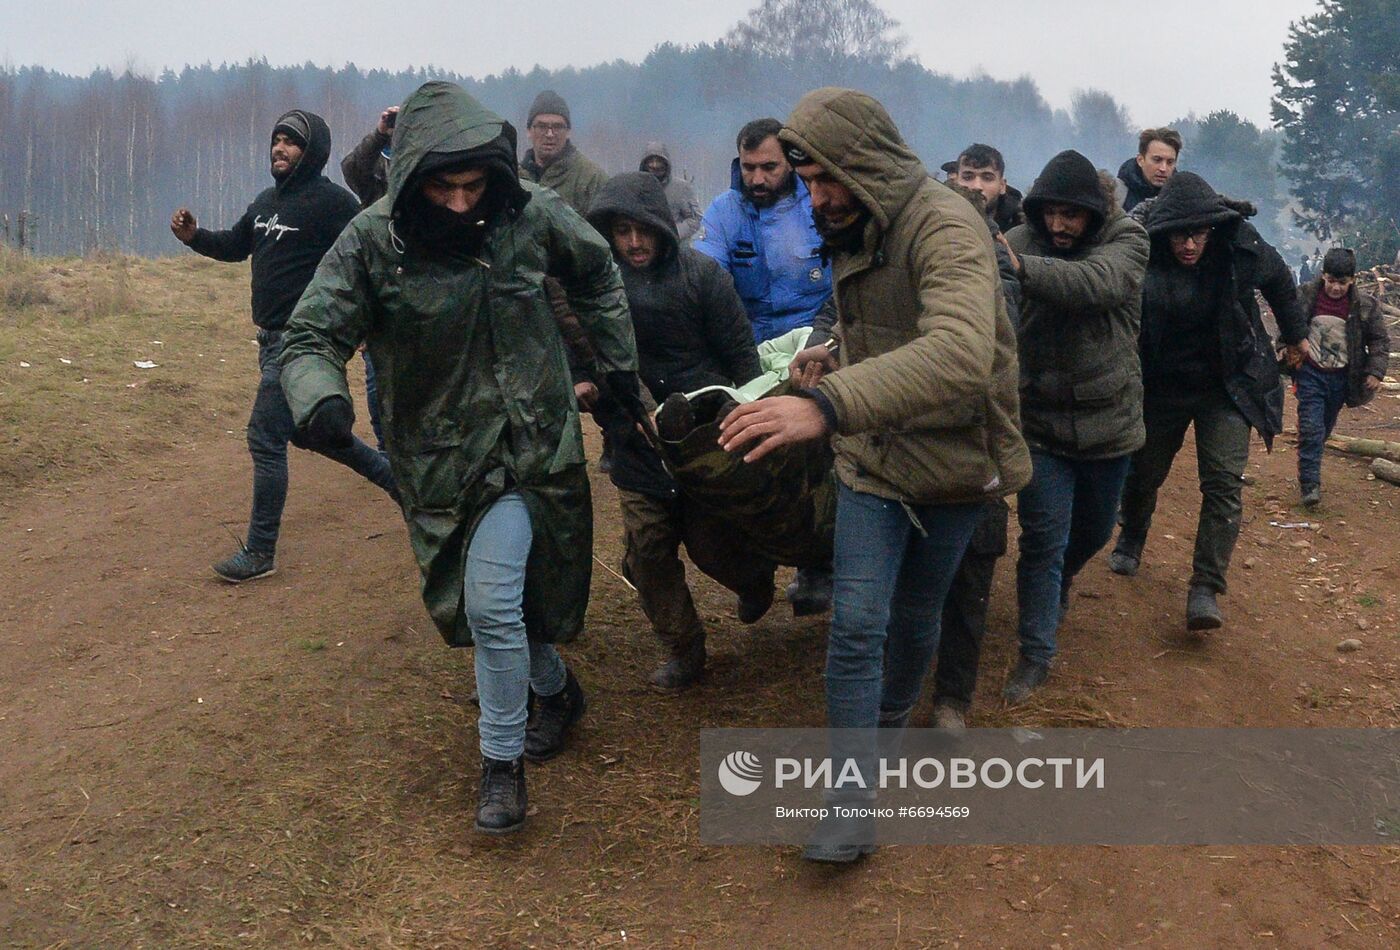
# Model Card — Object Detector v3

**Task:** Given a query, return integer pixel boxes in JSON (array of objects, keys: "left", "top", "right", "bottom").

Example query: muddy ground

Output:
[{"left": 2, "top": 257, "right": 1398, "bottom": 947}]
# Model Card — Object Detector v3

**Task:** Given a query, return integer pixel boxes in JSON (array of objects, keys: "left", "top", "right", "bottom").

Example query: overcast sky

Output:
[{"left": 4, "top": 0, "right": 1320, "bottom": 126}]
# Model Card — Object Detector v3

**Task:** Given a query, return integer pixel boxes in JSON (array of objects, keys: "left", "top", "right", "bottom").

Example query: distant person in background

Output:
[
  {"left": 1109, "top": 172, "right": 1307, "bottom": 633},
  {"left": 1292, "top": 247, "right": 1390, "bottom": 507},
  {"left": 337, "top": 104, "right": 404, "bottom": 453},
  {"left": 1297, "top": 253, "right": 1314, "bottom": 285},
  {"left": 519, "top": 90, "right": 608, "bottom": 214},
  {"left": 1117, "top": 128, "right": 1182, "bottom": 212},
  {"left": 639, "top": 142, "right": 702, "bottom": 242},
  {"left": 954, "top": 143, "right": 1025, "bottom": 234},
  {"left": 341, "top": 105, "right": 396, "bottom": 207},
  {"left": 169, "top": 109, "right": 397, "bottom": 584},
  {"left": 518, "top": 90, "right": 613, "bottom": 465},
  {"left": 695, "top": 117, "right": 834, "bottom": 616}
]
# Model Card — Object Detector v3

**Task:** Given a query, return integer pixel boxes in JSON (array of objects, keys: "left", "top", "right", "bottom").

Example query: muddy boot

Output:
[
  {"left": 932, "top": 700, "right": 967, "bottom": 731},
  {"left": 656, "top": 392, "right": 695, "bottom": 442},
  {"left": 786, "top": 567, "right": 833, "bottom": 617},
  {"left": 1186, "top": 584, "right": 1223, "bottom": 632},
  {"left": 475, "top": 755, "right": 527, "bottom": 835},
  {"left": 802, "top": 796, "right": 878, "bottom": 864},
  {"left": 648, "top": 639, "right": 706, "bottom": 692},
  {"left": 737, "top": 583, "right": 774, "bottom": 624},
  {"left": 1002, "top": 657, "right": 1050, "bottom": 707},
  {"left": 1108, "top": 533, "right": 1143, "bottom": 577},
  {"left": 524, "top": 668, "right": 586, "bottom": 763},
  {"left": 1300, "top": 484, "right": 1321, "bottom": 509}
]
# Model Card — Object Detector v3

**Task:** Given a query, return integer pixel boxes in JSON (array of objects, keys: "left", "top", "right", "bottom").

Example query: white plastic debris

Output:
[
  {"left": 134, "top": 360, "right": 158, "bottom": 369},
  {"left": 59, "top": 358, "right": 72, "bottom": 364},
  {"left": 19, "top": 361, "right": 31, "bottom": 368}
]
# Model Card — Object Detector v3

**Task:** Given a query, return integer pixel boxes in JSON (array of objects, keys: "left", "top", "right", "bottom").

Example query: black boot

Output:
[
  {"left": 1002, "top": 657, "right": 1050, "bottom": 707},
  {"left": 648, "top": 639, "right": 706, "bottom": 692},
  {"left": 786, "top": 567, "right": 833, "bottom": 617},
  {"left": 475, "top": 755, "right": 527, "bottom": 834},
  {"left": 1108, "top": 533, "right": 1144, "bottom": 577},
  {"left": 1186, "top": 585, "right": 1223, "bottom": 632},
  {"left": 737, "top": 583, "right": 774, "bottom": 624},
  {"left": 524, "top": 668, "right": 586, "bottom": 763},
  {"left": 656, "top": 392, "right": 696, "bottom": 442}
]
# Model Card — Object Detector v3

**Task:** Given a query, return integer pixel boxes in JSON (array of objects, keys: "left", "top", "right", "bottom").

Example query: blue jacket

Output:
[{"left": 693, "top": 158, "right": 832, "bottom": 342}]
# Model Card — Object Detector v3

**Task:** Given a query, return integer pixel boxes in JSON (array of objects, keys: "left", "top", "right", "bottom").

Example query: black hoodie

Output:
[
  {"left": 586, "top": 171, "right": 761, "bottom": 497},
  {"left": 188, "top": 110, "right": 361, "bottom": 332},
  {"left": 1117, "top": 157, "right": 1160, "bottom": 212}
]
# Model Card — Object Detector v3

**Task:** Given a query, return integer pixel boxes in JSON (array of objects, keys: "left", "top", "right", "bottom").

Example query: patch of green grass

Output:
[
  {"left": 1356, "top": 594, "right": 1380, "bottom": 608},
  {"left": 297, "top": 638, "right": 328, "bottom": 653}
]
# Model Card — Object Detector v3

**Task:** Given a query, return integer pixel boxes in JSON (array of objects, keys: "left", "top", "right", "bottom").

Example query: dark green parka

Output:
[{"left": 280, "top": 82, "right": 637, "bottom": 646}]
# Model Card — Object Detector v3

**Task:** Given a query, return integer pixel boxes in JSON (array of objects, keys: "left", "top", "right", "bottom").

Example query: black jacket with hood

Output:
[
  {"left": 586, "top": 171, "right": 761, "bottom": 497},
  {"left": 188, "top": 110, "right": 360, "bottom": 332},
  {"left": 1140, "top": 171, "right": 1307, "bottom": 445},
  {"left": 1007, "top": 150, "right": 1150, "bottom": 460}
]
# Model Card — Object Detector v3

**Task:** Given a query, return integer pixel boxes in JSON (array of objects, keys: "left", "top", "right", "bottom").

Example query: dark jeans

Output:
[
  {"left": 1016, "top": 451, "right": 1131, "bottom": 666},
  {"left": 932, "top": 500, "right": 1008, "bottom": 711},
  {"left": 827, "top": 483, "right": 982, "bottom": 731},
  {"left": 1294, "top": 364, "right": 1348, "bottom": 490},
  {"left": 362, "top": 350, "right": 386, "bottom": 453},
  {"left": 1118, "top": 386, "right": 1250, "bottom": 594},
  {"left": 618, "top": 489, "right": 776, "bottom": 654},
  {"left": 245, "top": 336, "right": 396, "bottom": 554}
]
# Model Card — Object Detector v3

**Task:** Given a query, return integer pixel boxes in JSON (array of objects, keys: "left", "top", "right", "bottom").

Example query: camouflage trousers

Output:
[{"left": 619, "top": 489, "right": 776, "bottom": 655}]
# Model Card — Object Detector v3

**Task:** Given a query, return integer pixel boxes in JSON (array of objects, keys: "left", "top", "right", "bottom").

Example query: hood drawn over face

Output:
[
  {"left": 270, "top": 109, "right": 331, "bottom": 191},
  {"left": 1022, "top": 149, "right": 1110, "bottom": 243},
  {"left": 778, "top": 87, "right": 928, "bottom": 235},
  {"left": 386, "top": 81, "right": 528, "bottom": 226},
  {"left": 639, "top": 141, "right": 672, "bottom": 184},
  {"left": 1143, "top": 171, "right": 1241, "bottom": 238},
  {"left": 586, "top": 171, "right": 679, "bottom": 266}
]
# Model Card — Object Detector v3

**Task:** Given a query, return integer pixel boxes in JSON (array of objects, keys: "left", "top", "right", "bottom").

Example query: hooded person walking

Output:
[
  {"left": 638, "top": 142, "right": 703, "bottom": 242},
  {"left": 278, "top": 82, "right": 641, "bottom": 835},
  {"left": 1108, "top": 172, "right": 1308, "bottom": 632},
  {"left": 170, "top": 109, "right": 397, "bottom": 584}
]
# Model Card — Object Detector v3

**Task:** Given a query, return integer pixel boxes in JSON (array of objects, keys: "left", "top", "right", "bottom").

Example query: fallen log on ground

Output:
[
  {"left": 1372, "top": 458, "right": 1400, "bottom": 487},
  {"left": 1326, "top": 434, "right": 1400, "bottom": 464}
]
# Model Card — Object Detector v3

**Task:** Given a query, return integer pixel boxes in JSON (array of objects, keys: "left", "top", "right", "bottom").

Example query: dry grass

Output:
[{"left": 0, "top": 250, "right": 370, "bottom": 495}]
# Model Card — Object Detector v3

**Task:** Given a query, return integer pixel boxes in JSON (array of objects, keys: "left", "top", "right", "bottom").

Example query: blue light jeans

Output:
[
  {"left": 1294, "top": 364, "right": 1349, "bottom": 490},
  {"left": 1015, "top": 451, "right": 1131, "bottom": 667},
  {"left": 826, "top": 483, "right": 982, "bottom": 732},
  {"left": 467, "top": 493, "right": 567, "bottom": 761}
]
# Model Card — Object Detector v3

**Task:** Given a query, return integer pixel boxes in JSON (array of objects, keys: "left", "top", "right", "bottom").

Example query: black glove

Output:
[{"left": 298, "top": 396, "right": 355, "bottom": 451}]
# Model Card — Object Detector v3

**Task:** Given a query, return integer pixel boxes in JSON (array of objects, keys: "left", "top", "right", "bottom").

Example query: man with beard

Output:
[
  {"left": 586, "top": 171, "right": 773, "bottom": 690},
  {"left": 696, "top": 117, "right": 835, "bottom": 615},
  {"left": 1117, "top": 128, "right": 1182, "bottom": 213},
  {"left": 1002, "top": 150, "right": 1150, "bottom": 705},
  {"left": 278, "top": 82, "right": 640, "bottom": 835},
  {"left": 639, "top": 142, "right": 702, "bottom": 242},
  {"left": 1108, "top": 172, "right": 1308, "bottom": 632},
  {"left": 719, "top": 88, "right": 1030, "bottom": 862},
  {"left": 170, "top": 109, "right": 397, "bottom": 584}
]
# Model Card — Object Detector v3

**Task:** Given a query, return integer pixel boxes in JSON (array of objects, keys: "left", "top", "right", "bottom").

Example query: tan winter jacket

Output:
[{"left": 781, "top": 87, "right": 1031, "bottom": 505}]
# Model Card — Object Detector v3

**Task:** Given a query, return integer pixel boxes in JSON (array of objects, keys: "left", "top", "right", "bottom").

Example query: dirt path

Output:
[{"left": 3, "top": 396, "right": 1399, "bottom": 947}]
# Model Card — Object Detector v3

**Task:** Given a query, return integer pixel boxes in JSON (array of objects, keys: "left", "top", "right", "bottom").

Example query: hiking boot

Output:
[
  {"left": 932, "top": 700, "right": 967, "bottom": 731},
  {"left": 786, "top": 567, "right": 833, "bottom": 617},
  {"left": 1002, "top": 657, "right": 1050, "bottom": 707},
  {"left": 737, "top": 583, "right": 774, "bottom": 624},
  {"left": 1300, "top": 484, "right": 1322, "bottom": 509},
  {"left": 801, "top": 806, "right": 877, "bottom": 864},
  {"left": 1186, "top": 584, "right": 1223, "bottom": 632},
  {"left": 475, "top": 755, "right": 527, "bottom": 835},
  {"left": 1108, "top": 534, "right": 1143, "bottom": 577},
  {"left": 648, "top": 639, "right": 706, "bottom": 692},
  {"left": 656, "top": 392, "right": 695, "bottom": 442},
  {"left": 212, "top": 545, "right": 275, "bottom": 584},
  {"left": 524, "top": 668, "right": 586, "bottom": 763}
]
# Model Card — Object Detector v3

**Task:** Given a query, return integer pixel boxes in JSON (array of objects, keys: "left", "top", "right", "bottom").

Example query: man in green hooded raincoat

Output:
[{"left": 279, "top": 81, "right": 639, "bottom": 835}]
